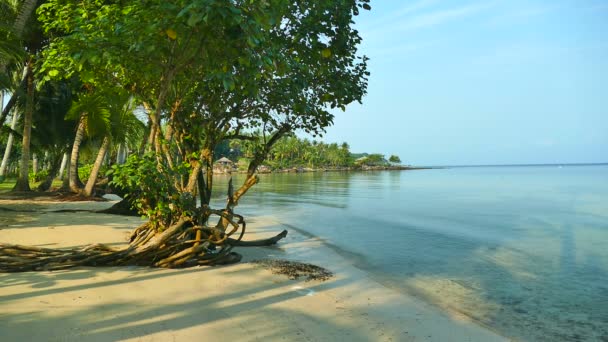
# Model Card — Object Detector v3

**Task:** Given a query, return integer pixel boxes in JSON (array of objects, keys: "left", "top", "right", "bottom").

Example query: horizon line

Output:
[{"left": 423, "top": 162, "right": 608, "bottom": 168}]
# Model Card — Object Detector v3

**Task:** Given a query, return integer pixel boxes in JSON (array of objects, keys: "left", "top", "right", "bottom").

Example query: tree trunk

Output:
[
  {"left": 12, "top": 61, "right": 34, "bottom": 192},
  {"left": 32, "top": 153, "right": 38, "bottom": 175},
  {"left": 227, "top": 230, "right": 287, "bottom": 246},
  {"left": 37, "top": 152, "right": 63, "bottom": 191},
  {"left": 116, "top": 143, "right": 127, "bottom": 164},
  {"left": 0, "top": 110, "right": 19, "bottom": 182},
  {"left": 82, "top": 136, "right": 110, "bottom": 197},
  {"left": 58, "top": 152, "right": 68, "bottom": 179},
  {"left": 147, "top": 69, "right": 175, "bottom": 153},
  {"left": 69, "top": 116, "right": 85, "bottom": 193},
  {"left": 12, "top": 0, "right": 38, "bottom": 38},
  {"left": 0, "top": 0, "right": 36, "bottom": 125},
  {"left": 0, "top": 66, "right": 28, "bottom": 128},
  {"left": 42, "top": 151, "right": 50, "bottom": 171},
  {"left": 61, "top": 157, "right": 70, "bottom": 190}
]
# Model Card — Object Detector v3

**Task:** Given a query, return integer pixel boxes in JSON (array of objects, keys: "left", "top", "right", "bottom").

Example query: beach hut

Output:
[
  {"left": 213, "top": 157, "right": 235, "bottom": 174},
  {"left": 215, "top": 157, "right": 234, "bottom": 167}
]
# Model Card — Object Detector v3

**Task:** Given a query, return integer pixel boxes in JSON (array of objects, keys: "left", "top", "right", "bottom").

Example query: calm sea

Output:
[{"left": 212, "top": 165, "right": 608, "bottom": 341}]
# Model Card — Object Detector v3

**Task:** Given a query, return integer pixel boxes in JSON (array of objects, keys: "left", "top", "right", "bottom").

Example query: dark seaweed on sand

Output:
[{"left": 251, "top": 259, "right": 333, "bottom": 282}]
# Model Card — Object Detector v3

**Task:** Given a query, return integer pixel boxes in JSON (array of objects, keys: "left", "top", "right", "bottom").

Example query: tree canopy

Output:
[{"left": 0, "top": 0, "right": 371, "bottom": 271}]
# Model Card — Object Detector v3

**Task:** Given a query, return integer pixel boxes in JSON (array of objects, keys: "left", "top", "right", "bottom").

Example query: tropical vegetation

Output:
[{"left": 0, "top": 0, "right": 372, "bottom": 271}]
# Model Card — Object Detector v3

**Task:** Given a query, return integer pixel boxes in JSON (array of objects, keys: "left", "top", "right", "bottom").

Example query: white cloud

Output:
[
  {"left": 364, "top": 1, "right": 496, "bottom": 39},
  {"left": 360, "top": 0, "right": 438, "bottom": 30},
  {"left": 486, "top": 3, "right": 563, "bottom": 26},
  {"left": 397, "top": 2, "right": 494, "bottom": 31}
]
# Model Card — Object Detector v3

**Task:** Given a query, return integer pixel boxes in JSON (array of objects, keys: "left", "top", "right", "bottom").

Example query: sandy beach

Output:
[{"left": 0, "top": 199, "right": 508, "bottom": 341}]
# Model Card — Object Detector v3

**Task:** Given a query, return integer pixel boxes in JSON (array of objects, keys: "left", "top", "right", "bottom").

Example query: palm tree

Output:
[
  {"left": 31, "top": 78, "right": 78, "bottom": 191},
  {"left": 0, "top": 1, "right": 24, "bottom": 183},
  {"left": 3, "top": 0, "right": 48, "bottom": 191},
  {"left": 65, "top": 92, "right": 110, "bottom": 193},
  {"left": 0, "top": 109, "right": 20, "bottom": 182},
  {"left": 0, "top": 0, "right": 26, "bottom": 91},
  {"left": 12, "top": 59, "right": 34, "bottom": 191},
  {"left": 81, "top": 91, "right": 142, "bottom": 197}
]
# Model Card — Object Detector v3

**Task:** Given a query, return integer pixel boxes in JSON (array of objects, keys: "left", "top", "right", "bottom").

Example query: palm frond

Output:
[
  {"left": 0, "top": 23, "right": 25, "bottom": 70},
  {"left": 67, "top": 93, "right": 111, "bottom": 138},
  {"left": 12, "top": 0, "right": 38, "bottom": 38}
]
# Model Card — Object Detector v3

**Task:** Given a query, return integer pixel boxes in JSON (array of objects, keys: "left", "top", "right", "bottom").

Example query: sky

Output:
[
  {"left": 2, "top": 1, "right": 606, "bottom": 166},
  {"left": 319, "top": 0, "right": 608, "bottom": 166}
]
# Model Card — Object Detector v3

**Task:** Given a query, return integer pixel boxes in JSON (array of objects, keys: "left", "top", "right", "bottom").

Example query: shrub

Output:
[
  {"left": 29, "top": 169, "right": 49, "bottom": 182},
  {"left": 108, "top": 153, "right": 193, "bottom": 230}
]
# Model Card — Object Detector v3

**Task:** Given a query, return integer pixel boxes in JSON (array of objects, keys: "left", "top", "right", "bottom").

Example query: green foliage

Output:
[
  {"left": 38, "top": 0, "right": 369, "bottom": 141},
  {"left": 109, "top": 153, "right": 192, "bottom": 230},
  {"left": 229, "top": 135, "right": 353, "bottom": 169},
  {"left": 35, "top": 0, "right": 370, "bottom": 217},
  {"left": 0, "top": 28, "right": 24, "bottom": 82},
  {"left": 31, "top": 78, "right": 79, "bottom": 155},
  {"left": 356, "top": 154, "right": 387, "bottom": 166},
  {"left": 29, "top": 169, "right": 48, "bottom": 182},
  {"left": 78, "top": 163, "right": 107, "bottom": 182},
  {"left": 66, "top": 92, "right": 111, "bottom": 138},
  {"left": 389, "top": 155, "right": 401, "bottom": 164}
]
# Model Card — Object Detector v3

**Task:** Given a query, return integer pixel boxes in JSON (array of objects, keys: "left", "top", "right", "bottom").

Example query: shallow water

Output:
[{"left": 211, "top": 165, "right": 608, "bottom": 341}]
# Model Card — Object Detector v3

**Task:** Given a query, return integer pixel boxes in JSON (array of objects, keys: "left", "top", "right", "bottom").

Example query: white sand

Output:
[{"left": 0, "top": 199, "right": 509, "bottom": 341}]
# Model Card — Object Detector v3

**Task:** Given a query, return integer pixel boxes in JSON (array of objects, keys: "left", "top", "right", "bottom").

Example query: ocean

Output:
[{"left": 211, "top": 165, "right": 608, "bottom": 341}]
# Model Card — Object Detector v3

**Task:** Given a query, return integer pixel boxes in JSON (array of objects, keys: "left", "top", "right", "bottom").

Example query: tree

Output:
[
  {"left": 365, "top": 154, "right": 386, "bottom": 166},
  {"left": 81, "top": 90, "right": 142, "bottom": 197},
  {"left": 65, "top": 92, "right": 107, "bottom": 193},
  {"left": 389, "top": 155, "right": 401, "bottom": 164},
  {"left": 11, "top": 59, "right": 34, "bottom": 191},
  {"left": 31, "top": 78, "right": 78, "bottom": 191},
  {"left": 2, "top": 0, "right": 48, "bottom": 191},
  {"left": 0, "top": 109, "right": 20, "bottom": 182},
  {"left": 0, "top": 0, "right": 370, "bottom": 271}
]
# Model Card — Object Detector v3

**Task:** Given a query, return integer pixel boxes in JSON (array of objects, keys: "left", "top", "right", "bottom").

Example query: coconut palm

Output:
[
  {"left": 2, "top": 0, "right": 49, "bottom": 191},
  {"left": 31, "top": 78, "right": 77, "bottom": 190},
  {"left": 65, "top": 92, "right": 110, "bottom": 193},
  {"left": 81, "top": 91, "right": 142, "bottom": 197},
  {"left": 65, "top": 88, "right": 143, "bottom": 196},
  {"left": 0, "top": 0, "right": 26, "bottom": 90}
]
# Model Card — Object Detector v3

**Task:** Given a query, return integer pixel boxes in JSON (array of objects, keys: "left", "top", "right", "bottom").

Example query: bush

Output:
[
  {"left": 108, "top": 153, "right": 192, "bottom": 230},
  {"left": 79, "top": 163, "right": 107, "bottom": 183},
  {"left": 29, "top": 169, "right": 49, "bottom": 182}
]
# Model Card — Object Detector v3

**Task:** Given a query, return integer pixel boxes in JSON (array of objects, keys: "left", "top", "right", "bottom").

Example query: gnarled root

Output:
[
  {"left": 0, "top": 204, "right": 290, "bottom": 273},
  {"left": 0, "top": 208, "right": 252, "bottom": 272}
]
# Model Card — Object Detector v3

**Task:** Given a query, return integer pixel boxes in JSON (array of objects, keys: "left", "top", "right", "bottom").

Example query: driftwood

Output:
[
  {"left": 228, "top": 229, "right": 288, "bottom": 246},
  {"left": 0, "top": 206, "right": 288, "bottom": 273},
  {"left": 97, "top": 198, "right": 139, "bottom": 216},
  {"left": 0, "top": 174, "right": 290, "bottom": 272}
]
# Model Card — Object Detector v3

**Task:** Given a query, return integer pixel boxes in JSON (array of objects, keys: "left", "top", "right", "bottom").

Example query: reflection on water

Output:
[{"left": 214, "top": 166, "right": 608, "bottom": 341}]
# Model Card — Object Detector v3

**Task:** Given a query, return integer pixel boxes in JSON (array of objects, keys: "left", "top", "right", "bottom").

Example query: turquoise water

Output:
[{"left": 212, "top": 165, "right": 608, "bottom": 341}]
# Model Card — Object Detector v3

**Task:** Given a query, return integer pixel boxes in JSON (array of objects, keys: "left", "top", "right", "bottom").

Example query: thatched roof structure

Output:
[{"left": 215, "top": 157, "right": 234, "bottom": 164}]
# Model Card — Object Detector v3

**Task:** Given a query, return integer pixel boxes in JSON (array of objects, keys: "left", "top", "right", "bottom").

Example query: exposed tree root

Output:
[{"left": 0, "top": 208, "right": 288, "bottom": 273}]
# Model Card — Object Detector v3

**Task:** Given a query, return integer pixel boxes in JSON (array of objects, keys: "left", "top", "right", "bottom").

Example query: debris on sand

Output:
[{"left": 251, "top": 259, "right": 333, "bottom": 282}]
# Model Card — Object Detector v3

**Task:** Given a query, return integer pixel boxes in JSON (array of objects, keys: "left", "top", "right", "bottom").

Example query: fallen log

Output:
[{"left": 227, "top": 229, "right": 288, "bottom": 246}]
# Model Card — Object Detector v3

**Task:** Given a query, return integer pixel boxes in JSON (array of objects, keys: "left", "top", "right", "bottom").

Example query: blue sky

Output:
[{"left": 320, "top": 0, "right": 608, "bottom": 165}]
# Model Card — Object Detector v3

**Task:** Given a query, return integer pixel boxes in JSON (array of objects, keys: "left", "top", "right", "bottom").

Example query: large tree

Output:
[
  {"left": 0, "top": 0, "right": 370, "bottom": 271},
  {"left": 30, "top": 78, "right": 78, "bottom": 191},
  {"left": 1, "top": 0, "right": 48, "bottom": 191}
]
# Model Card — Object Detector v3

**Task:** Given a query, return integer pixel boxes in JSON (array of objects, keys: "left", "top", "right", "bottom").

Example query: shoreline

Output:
[
  {"left": 215, "top": 165, "right": 435, "bottom": 175},
  {"left": 0, "top": 199, "right": 508, "bottom": 341},
  {"left": 275, "top": 221, "right": 514, "bottom": 339}
]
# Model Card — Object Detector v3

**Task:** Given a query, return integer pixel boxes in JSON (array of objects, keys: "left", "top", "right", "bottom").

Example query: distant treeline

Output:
[{"left": 215, "top": 135, "right": 401, "bottom": 170}]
